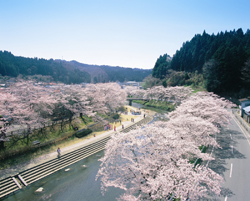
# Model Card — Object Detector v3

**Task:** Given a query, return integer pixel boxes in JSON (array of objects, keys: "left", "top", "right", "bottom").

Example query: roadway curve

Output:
[{"left": 204, "top": 113, "right": 250, "bottom": 200}]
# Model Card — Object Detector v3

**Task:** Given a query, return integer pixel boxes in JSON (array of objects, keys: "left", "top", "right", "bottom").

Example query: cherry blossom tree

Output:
[
  {"left": 169, "top": 91, "right": 236, "bottom": 128},
  {"left": 0, "top": 121, "right": 7, "bottom": 150},
  {"left": 42, "top": 82, "right": 127, "bottom": 126},
  {"left": 0, "top": 80, "right": 60, "bottom": 145},
  {"left": 83, "top": 83, "right": 127, "bottom": 123},
  {"left": 50, "top": 84, "right": 93, "bottom": 128},
  {"left": 96, "top": 122, "right": 223, "bottom": 200},
  {"left": 86, "top": 83, "right": 127, "bottom": 113},
  {"left": 1, "top": 80, "right": 127, "bottom": 148},
  {"left": 164, "top": 115, "right": 219, "bottom": 148},
  {"left": 96, "top": 89, "right": 234, "bottom": 200},
  {"left": 0, "top": 93, "right": 15, "bottom": 149},
  {"left": 0, "top": 88, "right": 36, "bottom": 146},
  {"left": 124, "top": 86, "right": 145, "bottom": 99},
  {"left": 10, "top": 81, "right": 58, "bottom": 123},
  {"left": 143, "top": 86, "right": 193, "bottom": 104}
]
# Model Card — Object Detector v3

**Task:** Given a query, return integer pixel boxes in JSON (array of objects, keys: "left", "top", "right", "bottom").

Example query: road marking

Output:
[
  {"left": 225, "top": 195, "right": 228, "bottom": 201},
  {"left": 230, "top": 134, "right": 232, "bottom": 140},
  {"left": 230, "top": 163, "right": 233, "bottom": 178},
  {"left": 231, "top": 145, "right": 233, "bottom": 154}
]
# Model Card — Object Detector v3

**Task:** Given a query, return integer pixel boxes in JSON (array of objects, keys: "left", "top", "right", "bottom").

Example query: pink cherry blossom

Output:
[{"left": 96, "top": 89, "right": 233, "bottom": 200}]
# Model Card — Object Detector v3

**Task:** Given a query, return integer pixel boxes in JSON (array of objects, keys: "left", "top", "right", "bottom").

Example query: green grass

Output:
[
  {"left": 189, "top": 145, "right": 207, "bottom": 167},
  {"left": 133, "top": 99, "right": 175, "bottom": 113},
  {"left": 0, "top": 111, "right": 125, "bottom": 169},
  {"left": 185, "top": 84, "right": 206, "bottom": 93},
  {"left": 0, "top": 116, "right": 93, "bottom": 163}
]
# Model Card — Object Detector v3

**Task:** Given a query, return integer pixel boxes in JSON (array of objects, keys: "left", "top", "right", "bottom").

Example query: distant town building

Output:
[
  {"left": 118, "top": 81, "right": 142, "bottom": 89},
  {"left": 124, "top": 81, "right": 140, "bottom": 87}
]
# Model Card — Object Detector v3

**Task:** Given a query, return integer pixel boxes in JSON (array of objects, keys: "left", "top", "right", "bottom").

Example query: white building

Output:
[{"left": 124, "top": 81, "right": 140, "bottom": 87}]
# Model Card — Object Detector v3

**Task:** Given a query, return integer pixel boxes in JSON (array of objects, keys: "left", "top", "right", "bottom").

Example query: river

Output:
[
  {"left": 3, "top": 150, "right": 125, "bottom": 201},
  {"left": 3, "top": 102, "right": 147, "bottom": 201}
]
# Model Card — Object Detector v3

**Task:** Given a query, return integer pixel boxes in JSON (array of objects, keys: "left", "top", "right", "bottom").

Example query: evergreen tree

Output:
[
  {"left": 152, "top": 53, "right": 171, "bottom": 79},
  {"left": 153, "top": 28, "right": 250, "bottom": 93}
]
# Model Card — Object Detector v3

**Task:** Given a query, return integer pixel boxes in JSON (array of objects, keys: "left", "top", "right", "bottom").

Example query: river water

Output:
[
  {"left": 3, "top": 102, "right": 149, "bottom": 201},
  {"left": 3, "top": 150, "right": 124, "bottom": 201}
]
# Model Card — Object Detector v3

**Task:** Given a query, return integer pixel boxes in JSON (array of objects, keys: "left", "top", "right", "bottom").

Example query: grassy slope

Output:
[
  {"left": 0, "top": 108, "right": 139, "bottom": 170},
  {"left": 133, "top": 99, "right": 175, "bottom": 113}
]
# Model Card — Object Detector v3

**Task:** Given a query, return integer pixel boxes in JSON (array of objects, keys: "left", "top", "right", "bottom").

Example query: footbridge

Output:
[{"left": 0, "top": 115, "right": 153, "bottom": 199}]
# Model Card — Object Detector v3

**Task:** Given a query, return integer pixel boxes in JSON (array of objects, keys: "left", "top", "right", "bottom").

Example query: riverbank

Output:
[
  {"left": 0, "top": 105, "right": 154, "bottom": 180},
  {"left": 132, "top": 99, "right": 175, "bottom": 113}
]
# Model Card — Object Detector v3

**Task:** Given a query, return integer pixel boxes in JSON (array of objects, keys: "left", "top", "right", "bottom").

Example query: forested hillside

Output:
[
  {"left": 65, "top": 60, "right": 152, "bottom": 83},
  {"left": 0, "top": 51, "right": 91, "bottom": 84},
  {"left": 0, "top": 51, "right": 152, "bottom": 84},
  {"left": 153, "top": 28, "right": 250, "bottom": 94},
  {"left": 100, "top": 65, "right": 151, "bottom": 82}
]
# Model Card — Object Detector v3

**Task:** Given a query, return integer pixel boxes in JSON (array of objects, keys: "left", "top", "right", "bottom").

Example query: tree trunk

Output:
[
  {"left": 0, "top": 141, "right": 4, "bottom": 151},
  {"left": 61, "top": 119, "right": 64, "bottom": 131}
]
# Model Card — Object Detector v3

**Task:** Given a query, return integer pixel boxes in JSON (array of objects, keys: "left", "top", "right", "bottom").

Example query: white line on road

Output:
[
  {"left": 230, "top": 163, "right": 233, "bottom": 178},
  {"left": 230, "top": 134, "right": 232, "bottom": 140},
  {"left": 231, "top": 145, "right": 233, "bottom": 154},
  {"left": 225, "top": 195, "right": 228, "bottom": 201}
]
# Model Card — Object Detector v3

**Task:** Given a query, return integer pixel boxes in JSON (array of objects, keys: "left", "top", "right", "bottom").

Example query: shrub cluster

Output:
[{"left": 75, "top": 128, "right": 92, "bottom": 138}]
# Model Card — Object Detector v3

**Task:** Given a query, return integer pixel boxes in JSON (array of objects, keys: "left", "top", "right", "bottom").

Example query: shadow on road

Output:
[
  {"left": 210, "top": 128, "right": 246, "bottom": 176},
  {"left": 199, "top": 187, "right": 235, "bottom": 201},
  {"left": 200, "top": 126, "right": 246, "bottom": 200}
]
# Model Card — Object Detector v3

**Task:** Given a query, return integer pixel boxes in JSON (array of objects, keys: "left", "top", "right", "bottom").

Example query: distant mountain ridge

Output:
[
  {"left": 55, "top": 60, "right": 110, "bottom": 83},
  {"left": 0, "top": 51, "right": 152, "bottom": 84},
  {"left": 60, "top": 60, "right": 152, "bottom": 83}
]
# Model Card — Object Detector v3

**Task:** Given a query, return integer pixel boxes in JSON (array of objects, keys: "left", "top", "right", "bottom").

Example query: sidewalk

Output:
[
  {"left": 232, "top": 109, "right": 250, "bottom": 136},
  {"left": 0, "top": 114, "right": 145, "bottom": 180}
]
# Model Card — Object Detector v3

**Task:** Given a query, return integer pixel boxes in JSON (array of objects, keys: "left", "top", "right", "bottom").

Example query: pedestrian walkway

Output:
[
  {"left": 0, "top": 114, "right": 145, "bottom": 180},
  {"left": 0, "top": 113, "right": 154, "bottom": 199}
]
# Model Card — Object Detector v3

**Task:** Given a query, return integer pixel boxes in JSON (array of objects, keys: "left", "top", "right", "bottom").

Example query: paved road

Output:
[{"left": 203, "top": 114, "right": 250, "bottom": 200}]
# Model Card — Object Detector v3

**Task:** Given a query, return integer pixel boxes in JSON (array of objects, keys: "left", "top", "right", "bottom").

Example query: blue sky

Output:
[{"left": 0, "top": 0, "right": 249, "bottom": 69}]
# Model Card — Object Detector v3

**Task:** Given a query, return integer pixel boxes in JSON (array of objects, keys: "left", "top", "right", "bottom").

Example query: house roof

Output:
[
  {"left": 243, "top": 106, "right": 250, "bottom": 113},
  {"left": 239, "top": 98, "right": 250, "bottom": 102}
]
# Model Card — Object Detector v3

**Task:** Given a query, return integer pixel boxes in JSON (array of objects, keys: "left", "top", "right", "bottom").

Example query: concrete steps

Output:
[
  {"left": 121, "top": 116, "right": 152, "bottom": 133},
  {"left": 20, "top": 137, "right": 110, "bottom": 185},
  {"left": 0, "top": 115, "right": 153, "bottom": 199},
  {"left": 0, "top": 177, "right": 20, "bottom": 199}
]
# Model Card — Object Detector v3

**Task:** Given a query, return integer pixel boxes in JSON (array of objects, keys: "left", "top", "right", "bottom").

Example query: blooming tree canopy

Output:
[
  {"left": 0, "top": 80, "right": 127, "bottom": 147},
  {"left": 84, "top": 82, "right": 127, "bottom": 123},
  {"left": 143, "top": 86, "right": 193, "bottom": 104},
  {"left": 0, "top": 80, "right": 56, "bottom": 147},
  {"left": 169, "top": 91, "right": 236, "bottom": 127},
  {"left": 96, "top": 89, "right": 234, "bottom": 200},
  {"left": 97, "top": 122, "right": 222, "bottom": 200},
  {"left": 124, "top": 86, "right": 145, "bottom": 99},
  {"left": 86, "top": 82, "right": 127, "bottom": 113}
]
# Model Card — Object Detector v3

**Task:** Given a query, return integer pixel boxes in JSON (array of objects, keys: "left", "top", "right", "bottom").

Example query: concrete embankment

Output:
[{"left": 0, "top": 115, "right": 153, "bottom": 199}]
